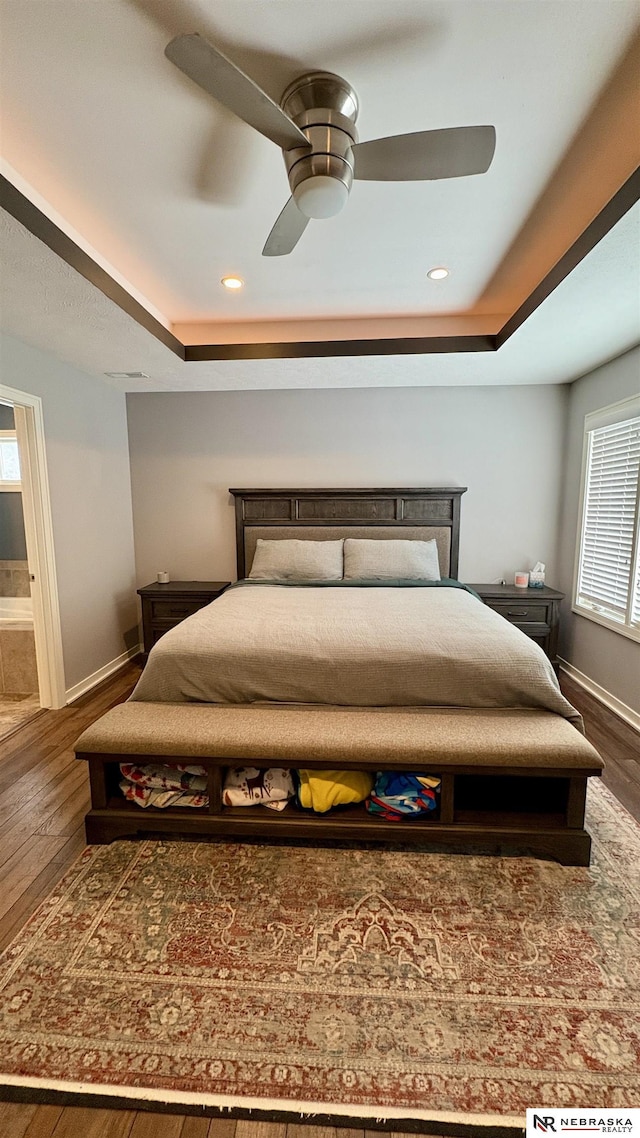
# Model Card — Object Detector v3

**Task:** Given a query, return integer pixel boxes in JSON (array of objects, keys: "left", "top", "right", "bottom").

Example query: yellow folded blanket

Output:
[{"left": 298, "top": 769, "right": 374, "bottom": 813}]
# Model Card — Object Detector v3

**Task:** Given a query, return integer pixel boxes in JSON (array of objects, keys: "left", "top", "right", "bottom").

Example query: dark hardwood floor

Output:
[
  {"left": 559, "top": 672, "right": 640, "bottom": 822},
  {"left": 0, "top": 660, "right": 636, "bottom": 1138}
]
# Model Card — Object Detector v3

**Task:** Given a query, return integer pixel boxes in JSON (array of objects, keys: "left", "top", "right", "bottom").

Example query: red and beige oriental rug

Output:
[{"left": 0, "top": 780, "right": 639, "bottom": 1136}]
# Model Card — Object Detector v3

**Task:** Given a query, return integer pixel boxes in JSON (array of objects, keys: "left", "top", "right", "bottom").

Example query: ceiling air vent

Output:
[{"left": 104, "top": 371, "right": 150, "bottom": 379}]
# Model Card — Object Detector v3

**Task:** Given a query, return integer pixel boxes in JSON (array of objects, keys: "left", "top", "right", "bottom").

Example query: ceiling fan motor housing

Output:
[{"left": 280, "top": 72, "right": 359, "bottom": 218}]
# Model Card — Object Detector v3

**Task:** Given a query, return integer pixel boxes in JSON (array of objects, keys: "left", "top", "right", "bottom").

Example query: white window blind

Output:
[{"left": 575, "top": 408, "right": 640, "bottom": 637}]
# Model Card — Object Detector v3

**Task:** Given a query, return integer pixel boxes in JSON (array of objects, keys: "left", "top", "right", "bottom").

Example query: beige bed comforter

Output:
[{"left": 131, "top": 584, "right": 581, "bottom": 726}]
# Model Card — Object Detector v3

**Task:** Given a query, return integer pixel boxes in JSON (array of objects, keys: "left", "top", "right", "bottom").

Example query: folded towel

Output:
[
  {"left": 298, "top": 769, "right": 374, "bottom": 813},
  {"left": 119, "top": 780, "right": 208, "bottom": 809},
  {"left": 119, "top": 762, "right": 207, "bottom": 792},
  {"left": 223, "top": 767, "right": 294, "bottom": 812},
  {"left": 366, "top": 771, "right": 440, "bottom": 821}
]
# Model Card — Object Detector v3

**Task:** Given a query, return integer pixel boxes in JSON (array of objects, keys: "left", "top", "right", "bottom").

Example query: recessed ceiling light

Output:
[
  {"left": 427, "top": 267, "right": 449, "bottom": 280},
  {"left": 221, "top": 275, "right": 244, "bottom": 290}
]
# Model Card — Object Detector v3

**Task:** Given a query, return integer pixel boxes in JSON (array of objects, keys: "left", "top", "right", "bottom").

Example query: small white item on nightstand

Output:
[
  {"left": 157, "top": 571, "right": 170, "bottom": 584},
  {"left": 514, "top": 571, "right": 529, "bottom": 588},
  {"left": 529, "top": 561, "right": 546, "bottom": 588}
]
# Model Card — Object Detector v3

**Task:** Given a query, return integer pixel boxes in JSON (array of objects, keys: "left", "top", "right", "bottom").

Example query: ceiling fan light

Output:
[{"left": 293, "top": 175, "right": 349, "bottom": 219}]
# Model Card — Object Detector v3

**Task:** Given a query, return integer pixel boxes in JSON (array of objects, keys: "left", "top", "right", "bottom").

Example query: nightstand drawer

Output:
[
  {"left": 150, "top": 598, "right": 209, "bottom": 620},
  {"left": 488, "top": 600, "right": 551, "bottom": 624},
  {"left": 150, "top": 625, "right": 171, "bottom": 647},
  {"left": 508, "top": 621, "right": 550, "bottom": 640},
  {"left": 138, "top": 581, "right": 231, "bottom": 657},
  {"left": 466, "top": 583, "right": 563, "bottom": 666}
]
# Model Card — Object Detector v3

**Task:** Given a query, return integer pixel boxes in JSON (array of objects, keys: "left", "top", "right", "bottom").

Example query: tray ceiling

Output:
[{"left": 0, "top": 0, "right": 638, "bottom": 381}]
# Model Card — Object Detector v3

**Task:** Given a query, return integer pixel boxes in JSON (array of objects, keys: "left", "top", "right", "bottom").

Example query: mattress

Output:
[{"left": 131, "top": 580, "right": 580, "bottom": 726}]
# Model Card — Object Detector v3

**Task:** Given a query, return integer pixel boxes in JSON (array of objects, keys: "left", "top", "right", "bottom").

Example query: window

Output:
[
  {"left": 574, "top": 395, "right": 640, "bottom": 642},
  {"left": 0, "top": 430, "right": 22, "bottom": 490}
]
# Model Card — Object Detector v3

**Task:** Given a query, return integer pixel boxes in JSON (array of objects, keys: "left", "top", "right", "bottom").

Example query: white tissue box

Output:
[{"left": 529, "top": 571, "right": 545, "bottom": 588}]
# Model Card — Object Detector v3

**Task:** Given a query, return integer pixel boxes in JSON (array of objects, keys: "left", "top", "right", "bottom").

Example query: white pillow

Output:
[
  {"left": 343, "top": 538, "right": 441, "bottom": 580},
  {"left": 248, "top": 538, "right": 343, "bottom": 581}
]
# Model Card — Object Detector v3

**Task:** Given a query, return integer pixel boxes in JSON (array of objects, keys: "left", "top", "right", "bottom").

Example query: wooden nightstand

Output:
[
  {"left": 466, "top": 583, "right": 564, "bottom": 663},
  {"left": 137, "top": 581, "right": 230, "bottom": 654}
]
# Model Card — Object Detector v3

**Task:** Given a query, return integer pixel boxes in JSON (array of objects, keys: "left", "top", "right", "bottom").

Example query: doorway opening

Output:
[
  {"left": 0, "top": 385, "right": 65, "bottom": 737},
  {"left": 0, "top": 400, "right": 40, "bottom": 734}
]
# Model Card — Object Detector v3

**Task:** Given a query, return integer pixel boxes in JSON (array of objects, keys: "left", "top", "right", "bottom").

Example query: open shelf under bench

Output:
[{"left": 80, "top": 753, "right": 598, "bottom": 865}]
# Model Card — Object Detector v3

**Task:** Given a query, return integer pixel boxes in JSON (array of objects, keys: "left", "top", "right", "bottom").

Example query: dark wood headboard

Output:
[{"left": 229, "top": 487, "right": 467, "bottom": 579}]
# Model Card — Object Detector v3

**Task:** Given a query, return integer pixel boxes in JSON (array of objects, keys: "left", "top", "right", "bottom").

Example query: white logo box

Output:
[{"left": 526, "top": 1109, "right": 640, "bottom": 1136}]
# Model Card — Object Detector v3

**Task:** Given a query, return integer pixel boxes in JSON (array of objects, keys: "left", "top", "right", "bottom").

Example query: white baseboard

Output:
[
  {"left": 65, "top": 644, "right": 141, "bottom": 704},
  {"left": 558, "top": 658, "right": 640, "bottom": 732}
]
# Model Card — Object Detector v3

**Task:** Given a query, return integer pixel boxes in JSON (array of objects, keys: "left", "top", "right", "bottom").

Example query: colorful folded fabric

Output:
[
  {"left": 119, "top": 780, "right": 208, "bottom": 809},
  {"left": 118, "top": 761, "right": 209, "bottom": 808},
  {"left": 119, "top": 762, "right": 207, "bottom": 792},
  {"left": 366, "top": 772, "right": 441, "bottom": 821},
  {"left": 222, "top": 767, "right": 294, "bottom": 812},
  {"left": 297, "top": 769, "right": 374, "bottom": 813}
]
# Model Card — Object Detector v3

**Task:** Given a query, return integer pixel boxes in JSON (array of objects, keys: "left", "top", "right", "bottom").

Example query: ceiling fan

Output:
[{"left": 165, "top": 33, "right": 496, "bottom": 257}]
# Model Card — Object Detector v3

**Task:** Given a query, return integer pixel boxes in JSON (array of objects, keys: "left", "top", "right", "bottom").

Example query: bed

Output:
[{"left": 76, "top": 487, "right": 603, "bottom": 864}]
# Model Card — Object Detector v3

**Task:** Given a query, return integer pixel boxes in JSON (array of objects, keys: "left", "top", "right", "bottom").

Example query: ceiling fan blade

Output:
[
  {"left": 353, "top": 125, "right": 496, "bottom": 181},
  {"left": 165, "top": 33, "right": 309, "bottom": 151},
  {"left": 262, "top": 198, "right": 310, "bottom": 256}
]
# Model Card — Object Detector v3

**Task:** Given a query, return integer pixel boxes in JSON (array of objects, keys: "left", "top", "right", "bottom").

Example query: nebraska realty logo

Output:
[{"left": 526, "top": 1110, "right": 640, "bottom": 1136}]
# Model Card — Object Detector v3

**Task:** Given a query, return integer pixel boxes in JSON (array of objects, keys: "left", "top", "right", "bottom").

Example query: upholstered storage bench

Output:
[{"left": 75, "top": 702, "right": 603, "bottom": 865}]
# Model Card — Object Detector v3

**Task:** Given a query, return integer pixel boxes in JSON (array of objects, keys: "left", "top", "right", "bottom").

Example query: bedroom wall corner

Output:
[
  {"left": 557, "top": 345, "right": 640, "bottom": 716},
  {"left": 0, "top": 332, "right": 139, "bottom": 696}
]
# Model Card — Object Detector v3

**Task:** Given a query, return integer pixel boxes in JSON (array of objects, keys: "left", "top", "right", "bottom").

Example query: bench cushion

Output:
[{"left": 75, "top": 703, "right": 602, "bottom": 771}]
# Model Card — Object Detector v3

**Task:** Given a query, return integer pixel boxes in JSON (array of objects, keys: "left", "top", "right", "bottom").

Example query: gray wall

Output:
[
  {"left": 0, "top": 332, "right": 138, "bottom": 692},
  {"left": 126, "top": 384, "right": 568, "bottom": 588},
  {"left": 0, "top": 494, "right": 27, "bottom": 561},
  {"left": 557, "top": 346, "right": 640, "bottom": 714}
]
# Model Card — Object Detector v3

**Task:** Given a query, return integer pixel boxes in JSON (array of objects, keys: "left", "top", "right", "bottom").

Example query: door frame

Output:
[{"left": 0, "top": 384, "right": 65, "bottom": 708}]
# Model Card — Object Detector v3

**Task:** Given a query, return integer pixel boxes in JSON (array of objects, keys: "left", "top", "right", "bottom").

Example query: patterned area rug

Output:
[{"left": 0, "top": 780, "right": 639, "bottom": 1135}]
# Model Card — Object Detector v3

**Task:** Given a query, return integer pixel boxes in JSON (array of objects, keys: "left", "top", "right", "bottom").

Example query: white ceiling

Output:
[{"left": 0, "top": 0, "right": 638, "bottom": 388}]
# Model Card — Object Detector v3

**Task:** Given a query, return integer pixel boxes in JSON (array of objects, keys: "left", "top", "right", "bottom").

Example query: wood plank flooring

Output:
[
  {"left": 0, "top": 1102, "right": 452, "bottom": 1138},
  {"left": 0, "top": 659, "right": 636, "bottom": 1138},
  {"left": 560, "top": 673, "right": 640, "bottom": 822}
]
